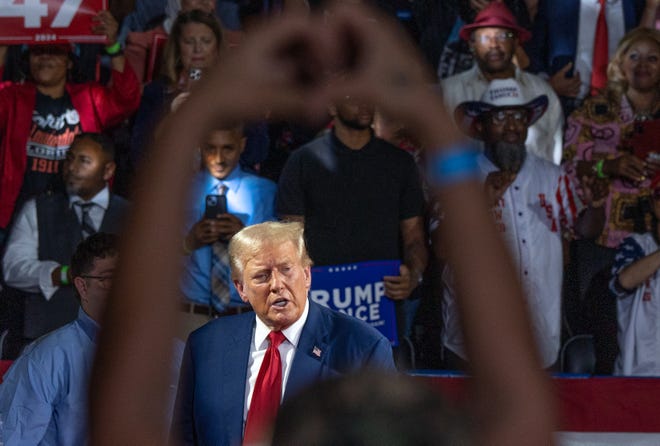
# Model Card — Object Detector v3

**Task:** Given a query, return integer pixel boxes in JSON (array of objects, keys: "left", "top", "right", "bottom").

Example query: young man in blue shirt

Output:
[
  {"left": 179, "top": 125, "right": 277, "bottom": 337},
  {"left": 0, "top": 233, "right": 117, "bottom": 445}
]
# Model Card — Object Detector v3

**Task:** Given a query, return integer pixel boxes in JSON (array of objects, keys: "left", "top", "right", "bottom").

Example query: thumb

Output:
[
  {"left": 399, "top": 264, "right": 410, "bottom": 277},
  {"left": 560, "top": 62, "right": 573, "bottom": 73}
]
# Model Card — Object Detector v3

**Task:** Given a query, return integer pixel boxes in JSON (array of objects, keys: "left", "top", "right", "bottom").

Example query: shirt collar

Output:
[
  {"left": 253, "top": 298, "right": 309, "bottom": 350},
  {"left": 204, "top": 167, "right": 243, "bottom": 195},
  {"left": 68, "top": 185, "right": 110, "bottom": 210},
  {"left": 77, "top": 307, "right": 100, "bottom": 343},
  {"left": 474, "top": 64, "right": 525, "bottom": 85},
  {"left": 330, "top": 128, "right": 376, "bottom": 154}
]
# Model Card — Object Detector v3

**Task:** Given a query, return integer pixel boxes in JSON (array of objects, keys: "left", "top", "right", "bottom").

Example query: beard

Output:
[
  {"left": 485, "top": 141, "right": 527, "bottom": 174},
  {"left": 335, "top": 110, "right": 374, "bottom": 130}
]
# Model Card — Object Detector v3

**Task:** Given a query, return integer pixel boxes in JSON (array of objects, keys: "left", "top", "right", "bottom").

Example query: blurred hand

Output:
[
  {"left": 215, "top": 214, "right": 245, "bottom": 241},
  {"left": 645, "top": 157, "right": 660, "bottom": 176},
  {"left": 604, "top": 154, "right": 648, "bottom": 182},
  {"left": 187, "top": 218, "right": 223, "bottom": 249},
  {"left": 549, "top": 63, "right": 581, "bottom": 98},
  {"left": 191, "top": 12, "right": 342, "bottom": 122},
  {"left": 580, "top": 175, "right": 609, "bottom": 208},
  {"left": 92, "top": 10, "right": 119, "bottom": 45},
  {"left": 484, "top": 171, "right": 516, "bottom": 207},
  {"left": 177, "top": 5, "right": 452, "bottom": 146},
  {"left": 321, "top": 4, "right": 441, "bottom": 139}
]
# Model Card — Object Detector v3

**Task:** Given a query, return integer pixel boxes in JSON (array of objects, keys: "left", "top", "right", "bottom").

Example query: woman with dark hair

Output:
[{"left": 129, "top": 9, "right": 223, "bottom": 167}]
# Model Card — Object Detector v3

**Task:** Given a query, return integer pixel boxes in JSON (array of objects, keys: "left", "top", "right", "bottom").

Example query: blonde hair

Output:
[
  {"left": 607, "top": 27, "right": 660, "bottom": 96},
  {"left": 229, "top": 221, "right": 313, "bottom": 281}
]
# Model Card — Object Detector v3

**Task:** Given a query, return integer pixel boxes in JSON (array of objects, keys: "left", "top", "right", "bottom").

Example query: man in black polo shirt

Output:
[{"left": 277, "top": 96, "right": 427, "bottom": 339}]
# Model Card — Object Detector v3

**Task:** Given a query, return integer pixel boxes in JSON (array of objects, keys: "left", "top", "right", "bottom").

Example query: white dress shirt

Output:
[
  {"left": 2, "top": 187, "right": 110, "bottom": 300},
  {"left": 576, "top": 0, "right": 626, "bottom": 99},
  {"left": 442, "top": 154, "right": 582, "bottom": 367},
  {"left": 243, "top": 298, "right": 310, "bottom": 426}
]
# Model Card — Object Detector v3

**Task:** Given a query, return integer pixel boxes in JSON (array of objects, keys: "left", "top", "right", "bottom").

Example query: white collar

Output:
[
  {"left": 253, "top": 298, "right": 309, "bottom": 350},
  {"left": 68, "top": 185, "right": 110, "bottom": 210}
]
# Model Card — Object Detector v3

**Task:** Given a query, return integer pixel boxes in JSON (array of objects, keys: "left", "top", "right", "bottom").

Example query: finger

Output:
[
  {"left": 383, "top": 283, "right": 407, "bottom": 299},
  {"left": 559, "top": 62, "right": 573, "bottom": 74},
  {"left": 383, "top": 275, "right": 404, "bottom": 283},
  {"left": 646, "top": 160, "right": 660, "bottom": 172},
  {"left": 627, "top": 161, "right": 646, "bottom": 177},
  {"left": 383, "top": 287, "right": 408, "bottom": 300},
  {"left": 323, "top": 4, "right": 431, "bottom": 97}
]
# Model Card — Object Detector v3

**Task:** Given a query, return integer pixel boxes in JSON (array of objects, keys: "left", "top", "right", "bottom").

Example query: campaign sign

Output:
[
  {"left": 310, "top": 260, "right": 399, "bottom": 346},
  {"left": 0, "top": 0, "right": 107, "bottom": 44}
]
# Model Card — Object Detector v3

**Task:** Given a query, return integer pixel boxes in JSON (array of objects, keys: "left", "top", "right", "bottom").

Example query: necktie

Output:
[
  {"left": 76, "top": 202, "right": 96, "bottom": 239},
  {"left": 211, "top": 184, "right": 231, "bottom": 306},
  {"left": 243, "top": 331, "right": 286, "bottom": 445},
  {"left": 591, "top": 0, "right": 609, "bottom": 95}
]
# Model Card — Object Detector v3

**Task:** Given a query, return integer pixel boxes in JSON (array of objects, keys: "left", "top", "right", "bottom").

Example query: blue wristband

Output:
[{"left": 427, "top": 145, "right": 480, "bottom": 186}]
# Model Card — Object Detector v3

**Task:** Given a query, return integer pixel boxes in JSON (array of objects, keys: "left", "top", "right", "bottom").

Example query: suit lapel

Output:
[{"left": 283, "top": 301, "right": 333, "bottom": 401}]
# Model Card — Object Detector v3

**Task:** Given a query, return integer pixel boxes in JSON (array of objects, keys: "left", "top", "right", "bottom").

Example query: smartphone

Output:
[
  {"left": 550, "top": 55, "right": 574, "bottom": 78},
  {"left": 189, "top": 68, "right": 202, "bottom": 81},
  {"left": 205, "top": 194, "right": 227, "bottom": 219}
]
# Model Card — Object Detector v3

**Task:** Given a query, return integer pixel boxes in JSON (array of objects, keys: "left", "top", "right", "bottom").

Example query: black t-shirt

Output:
[
  {"left": 18, "top": 91, "right": 82, "bottom": 207},
  {"left": 277, "top": 131, "right": 424, "bottom": 266}
]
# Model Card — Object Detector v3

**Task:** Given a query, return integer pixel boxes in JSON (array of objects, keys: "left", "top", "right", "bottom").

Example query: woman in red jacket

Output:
[{"left": 0, "top": 10, "right": 140, "bottom": 241}]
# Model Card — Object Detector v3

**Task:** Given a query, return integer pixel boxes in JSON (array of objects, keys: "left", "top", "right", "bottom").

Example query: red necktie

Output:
[
  {"left": 591, "top": 0, "right": 609, "bottom": 95},
  {"left": 243, "top": 331, "right": 286, "bottom": 445}
]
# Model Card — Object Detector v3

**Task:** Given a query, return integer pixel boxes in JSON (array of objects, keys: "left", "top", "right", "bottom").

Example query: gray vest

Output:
[{"left": 22, "top": 191, "right": 128, "bottom": 339}]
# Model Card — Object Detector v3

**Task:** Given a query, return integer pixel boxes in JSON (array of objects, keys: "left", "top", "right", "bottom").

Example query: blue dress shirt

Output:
[
  {"left": 180, "top": 167, "right": 277, "bottom": 310},
  {"left": 0, "top": 308, "right": 98, "bottom": 446}
]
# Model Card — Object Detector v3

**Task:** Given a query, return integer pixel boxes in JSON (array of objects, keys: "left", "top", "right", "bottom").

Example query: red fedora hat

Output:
[{"left": 459, "top": 2, "right": 532, "bottom": 43}]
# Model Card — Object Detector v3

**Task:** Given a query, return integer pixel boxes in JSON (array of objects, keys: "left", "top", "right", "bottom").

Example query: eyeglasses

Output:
[
  {"left": 489, "top": 109, "right": 528, "bottom": 126},
  {"left": 475, "top": 31, "right": 515, "bottom": 45},
  {"left": 80, "top": 275, "right": 114, "bottom": 288}
]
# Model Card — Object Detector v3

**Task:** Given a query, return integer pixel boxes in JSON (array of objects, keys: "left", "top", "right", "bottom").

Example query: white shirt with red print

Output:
[
  {"left": 610, "top": 233, "right": 660, "bottom": 376},
  {"left": 442, "top": 153, "right": 582, "bottom": 368}
]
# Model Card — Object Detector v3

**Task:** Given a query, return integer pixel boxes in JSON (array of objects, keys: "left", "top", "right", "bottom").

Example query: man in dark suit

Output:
[
  {"left": 1, "top": 133, "right": 129, "bottom": 356},
  {"left": 173, "top": 221, "right": 395, "bottom": 446},
  {"left": 526, "top": 0, "right": 648, "bottom": 115}
]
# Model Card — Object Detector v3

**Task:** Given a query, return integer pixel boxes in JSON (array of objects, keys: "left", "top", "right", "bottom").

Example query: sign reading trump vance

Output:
[{"left": 310, "top": 260, "right": 399, "bottom": 346}]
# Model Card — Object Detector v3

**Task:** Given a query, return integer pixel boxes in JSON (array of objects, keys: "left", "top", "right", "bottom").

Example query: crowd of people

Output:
[{"left": 0, "top": 0, "right": 659, "bottom": 444}]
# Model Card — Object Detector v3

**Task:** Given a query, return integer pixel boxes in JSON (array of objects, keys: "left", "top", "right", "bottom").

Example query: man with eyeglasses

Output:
[
  {"left": 439, "top": 78, "right": 605, "bottom": 370},
  {"left": 440, "top": 2, "right": 564, "bottom": 165},
  {"left": 0, "top": 233, "right": 117, "bottom": 445},
  {"left": 1, "top": 133, "right": 128, "bottom": 356}
]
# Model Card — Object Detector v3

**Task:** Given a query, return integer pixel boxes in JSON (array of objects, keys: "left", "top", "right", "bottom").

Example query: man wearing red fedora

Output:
[
  {"left": 440, "top": 2, "right": 564, "bottom": 166},
  {"left": 440, "top": 78, "right": 605, "bottom": 370}
]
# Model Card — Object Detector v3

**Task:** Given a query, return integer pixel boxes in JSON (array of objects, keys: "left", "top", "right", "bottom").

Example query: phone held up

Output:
[{"left": 205, "top": 194, "right": 227, "bottom": 220}]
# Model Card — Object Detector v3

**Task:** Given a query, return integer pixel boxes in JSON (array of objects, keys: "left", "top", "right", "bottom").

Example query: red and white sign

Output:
[{"left": 0, "top": 0, "right": 107, "bottom": 44}]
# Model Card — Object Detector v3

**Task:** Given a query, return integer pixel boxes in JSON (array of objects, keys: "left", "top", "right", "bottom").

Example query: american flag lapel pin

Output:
[{"left": 312, "top": 346, "right": 322, "bottom": 358}]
